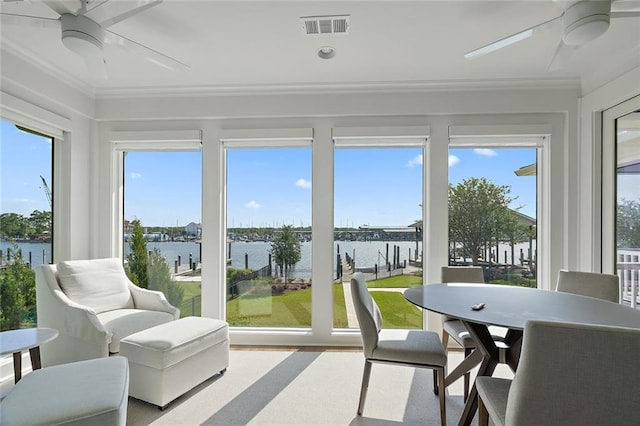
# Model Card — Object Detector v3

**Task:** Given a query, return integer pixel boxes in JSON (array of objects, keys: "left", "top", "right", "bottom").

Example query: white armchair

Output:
[{"left": 36, "top": 258, "right": 180, "bottom": 367}]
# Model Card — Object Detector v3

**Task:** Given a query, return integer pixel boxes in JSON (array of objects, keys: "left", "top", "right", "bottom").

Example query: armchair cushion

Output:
[
  {"left": 57, "top": 258, "right": 134, "bottom": 314},
  {"left": 98, "top": 309, "right": 176, "bottom": 353}
]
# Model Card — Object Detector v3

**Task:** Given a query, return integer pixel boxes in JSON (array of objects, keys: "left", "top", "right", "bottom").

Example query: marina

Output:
[{"left": 2, "top": 238, "right": 536, "bottom": 277}]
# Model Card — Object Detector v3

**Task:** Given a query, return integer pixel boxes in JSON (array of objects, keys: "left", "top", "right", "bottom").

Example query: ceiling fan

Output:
[
  {"left": 464, "top": 0, "right": 640, "bottom": 70},
  {"left": 0, "top": 0, "right": 190, "bottom": 79}
]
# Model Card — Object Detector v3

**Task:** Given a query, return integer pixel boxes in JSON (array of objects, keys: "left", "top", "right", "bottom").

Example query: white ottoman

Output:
[
  {"left": 0, "top": 357, "right": 129, "bottom": 425},
  {"left": 119, "top": 316, "right": 229, "bottom": 409}
]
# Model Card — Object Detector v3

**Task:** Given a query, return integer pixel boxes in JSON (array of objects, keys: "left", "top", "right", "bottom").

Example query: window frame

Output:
[
  {"left": 109, "top": 118, "right": 560, "bottom": 344},
  {"left": 448, "top": 125, "right": 551, "bottom": 289},
  {"left": 601, "top": 95, "right": 640, "bottom": 274}
]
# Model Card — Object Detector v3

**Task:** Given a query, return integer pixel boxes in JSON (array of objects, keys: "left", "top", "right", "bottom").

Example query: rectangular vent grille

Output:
[{"left": 301, "top": 15, "right": 350, "bottom": 35}]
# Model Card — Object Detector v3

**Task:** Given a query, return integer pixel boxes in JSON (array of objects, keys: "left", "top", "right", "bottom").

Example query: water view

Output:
[{"left": 4, "top": 239, "right": 536, "bottom": 277}]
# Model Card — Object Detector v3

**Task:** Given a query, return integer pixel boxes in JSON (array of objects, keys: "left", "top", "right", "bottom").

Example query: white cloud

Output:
[
  {"left": 474, "top": 148, "right": 498, "bottom": 157},
  {"left": 245, "top": 200, "right": 262, "bottom": 209},
  {"left": 130, "top": 172, "right": 142, "bottom": 179},
  {"left": 14, "top": 197, "right": 36, "bottom": 204},
  {"left": 296, "top": 178, "right": 312, "bottom": 189},
  {"left": 407, "top": 154, "right": 423, "bottom": 168},
  {"left": 448, "top": 155, "right": 460, "bottom": 167}
]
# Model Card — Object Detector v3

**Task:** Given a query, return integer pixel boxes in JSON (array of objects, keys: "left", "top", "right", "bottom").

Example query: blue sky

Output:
[
  {"left": 2, "top": 118, "right": 538, "bottom": 227},
  {"left": 1, "top": 121, "right": 52, "bottom": 215}
]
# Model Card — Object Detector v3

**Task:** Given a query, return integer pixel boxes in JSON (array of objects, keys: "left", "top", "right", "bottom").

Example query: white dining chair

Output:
[
  {"left": 476, "top": 320, "right": 640, "bottom": 426},
  {"left": 350, "top": 272, "right": 447, "bottom": 426},
  {"left": 556, "top": 269, "right": 619, "bottom": 302},
  {"left": 440, "top": 265, "right": 485, "bottom": 401}
]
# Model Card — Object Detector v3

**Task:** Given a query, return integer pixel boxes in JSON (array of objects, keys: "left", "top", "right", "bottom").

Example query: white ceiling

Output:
[{"left": 1, "top": 0, "right": 639, "bottom": 96}]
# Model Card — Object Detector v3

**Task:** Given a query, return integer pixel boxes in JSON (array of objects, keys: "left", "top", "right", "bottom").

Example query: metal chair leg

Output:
[{"left": 357, "top": 360, "right": 372, "bottom": 415}]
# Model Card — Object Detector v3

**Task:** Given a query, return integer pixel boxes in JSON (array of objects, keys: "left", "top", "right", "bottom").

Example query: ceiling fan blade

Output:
[
  {"left": 105, "top": 29, "right": 190, "bottom": 72},
  {"left": 611, "top": 0, "right": 640, "bottom": 12},
  {"left": 85, "top": 0, "right": 162, "bottom": 28},
  {"left": 547, "top": 40, "right": 577, "bottom": 71},
  {"left": 464, "top": 15, "right": 561, "bottom": 59},
  {"left": 0, "top": 12, "right": 59, "bottom": 28},
  {"left": 611, "top": 11, "right": 640, "bottom": 17},
  {"left": 42, "top": 0, "right": 75, "bottom": 16}
]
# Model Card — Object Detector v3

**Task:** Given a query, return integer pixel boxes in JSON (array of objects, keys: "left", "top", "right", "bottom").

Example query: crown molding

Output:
[
  {"left": 1, "top": 40, "right": 96, "bottom": 98},
  {"left": 94, "top": 78, "right": 581, "bottom": 99},
  {"left": 2, "top": 39, "right": 581, "bottom": 101}
]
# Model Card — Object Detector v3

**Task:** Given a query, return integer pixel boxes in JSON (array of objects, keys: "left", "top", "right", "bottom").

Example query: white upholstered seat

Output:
[
  {"left": 476, "top": 320, "right": 640, "bottom": 426},
  {"left": 350, "top": 272, "right": 447, "bottom": 426},
  {"left": 36, "top": 258, "right": 180, "bottom": 366},
  {"left": 556, "top": 269, "right": 619, "bottom": 303},
  {"left": 0, "top": 357, "right": 130, "bottom": 426}
]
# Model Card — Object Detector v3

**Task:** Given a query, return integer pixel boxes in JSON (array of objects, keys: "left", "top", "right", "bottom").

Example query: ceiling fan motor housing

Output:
[
  {"left": 562, "top": 0, "right": 611, "bottom": 46},
  {"left": 61, "top": 13, "right": 105, "bottom": 57}
]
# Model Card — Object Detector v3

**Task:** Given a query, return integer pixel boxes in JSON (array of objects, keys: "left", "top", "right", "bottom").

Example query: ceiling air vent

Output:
[{"left": 301, "top": 15, "right": 350, "bottom": 35}]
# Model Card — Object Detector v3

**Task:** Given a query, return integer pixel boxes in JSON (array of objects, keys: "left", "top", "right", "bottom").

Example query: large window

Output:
[
  {"left": 332, "top": 130, "right": 427, "bottom": 330},
  {"left": 110, "top": 122, "right": 555, "bottom": 344},
  {"left": 122, "top": 150, "right": 202, "bottom": 317},
  {"left": 225, "top": 145, "right": 312, "bottom": 328},
  {"left": 448, "top": 146, "right": 538, "bottom": 287},
  {"left": 1, "top": 118, "right": 54, "bottom": 329}
]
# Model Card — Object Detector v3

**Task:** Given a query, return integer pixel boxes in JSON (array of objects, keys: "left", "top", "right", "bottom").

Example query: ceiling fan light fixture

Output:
[
  {"left": 61, "top": 14, "right": 105, "bottom": 57},
  {"left": 562, "top": 0, "right": 611, "bottom": 46}
]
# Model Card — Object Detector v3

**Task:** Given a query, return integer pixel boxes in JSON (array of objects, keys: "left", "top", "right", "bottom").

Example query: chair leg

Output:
[
  {"left": 478, "top": 393, "right": 489, "bottom": 426},
  {"left": 437, "top": 367, "right": 446, "bottom": 426},
  {"left": 357, "top": 360, "right": 373, "bottom": 416},
  {"left": 463, "top": 347, "right": 471, "bottom": 402},
  {"left": 442, "top": 330, "right": 450, "bottom": 354},
  {"left": 433, "top": 369, "right": 438, "bottom": 395}
]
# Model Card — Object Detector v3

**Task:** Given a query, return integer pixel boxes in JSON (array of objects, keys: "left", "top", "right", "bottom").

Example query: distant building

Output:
[
  {"left": 123, "top": 232, "right": 170, "bottom": 242},
  {"left": 185, "top": 222, "right": 202, "bottom": 238}
]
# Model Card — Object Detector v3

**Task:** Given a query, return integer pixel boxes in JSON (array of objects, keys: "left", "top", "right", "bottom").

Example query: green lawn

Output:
[
  {"left": 367, "top": 274, "right": 423, "bottom": 288},
  {"left": 179, "top": 282, "right": 202, "bottom": 317},
  {"left": 370, "top": 291, "right": 422, "bottom": 328},
  {"left": 176, "top": 279, "right": 418, "bottom": 328},
  {"left": 225, "top": 282, "right": 348, "bottom": 327},
  {"left": 333, "top": 283, "right": 348, "bottom": 328}
]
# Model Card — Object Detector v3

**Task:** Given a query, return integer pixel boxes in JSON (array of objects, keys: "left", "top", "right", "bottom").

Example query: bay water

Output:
[{"left": 2, "top": 239, "right": 535, "bottom": 277}]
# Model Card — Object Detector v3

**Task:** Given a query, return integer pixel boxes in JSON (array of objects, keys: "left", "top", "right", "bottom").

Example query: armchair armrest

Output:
[
  {"left": 128, "top": 282, "right": 180, "bottom": 319},
  {"left": 58, "top": 292, "right": 113, "bottom": 345}
]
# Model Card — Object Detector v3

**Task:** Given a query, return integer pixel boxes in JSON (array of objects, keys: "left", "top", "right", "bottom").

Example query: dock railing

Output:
[{"left": 617, "top": 249, "right": 640, "bottom": 309}]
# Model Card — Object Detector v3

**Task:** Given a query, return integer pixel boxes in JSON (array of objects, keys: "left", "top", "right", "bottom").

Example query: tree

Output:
[
  {"left": 617, "top": 199, "right": 640, "bottom": 248},
  {"left": 147, "top": 249, "right": 184, "bottom": 308},
  {"left": 0, "top": 213, "right": 30, "bottom": 239},
  {"left": 449, "top": 177, "right": 516, "bottom": 265},
  {"left": 0, "top": 246, "right": 36, "bottom": 330},
  {"left": 126, "top": 219, "right": 148, "bottom": 288},
  {"left": 29, "top": 210, "right": 52, "bottom": 236},
  {"left": 126, "top": 219, "right": 184, "bottom": 309},
  {"left": 270, "top": 225, "right": 301, "bottom": 282}
]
